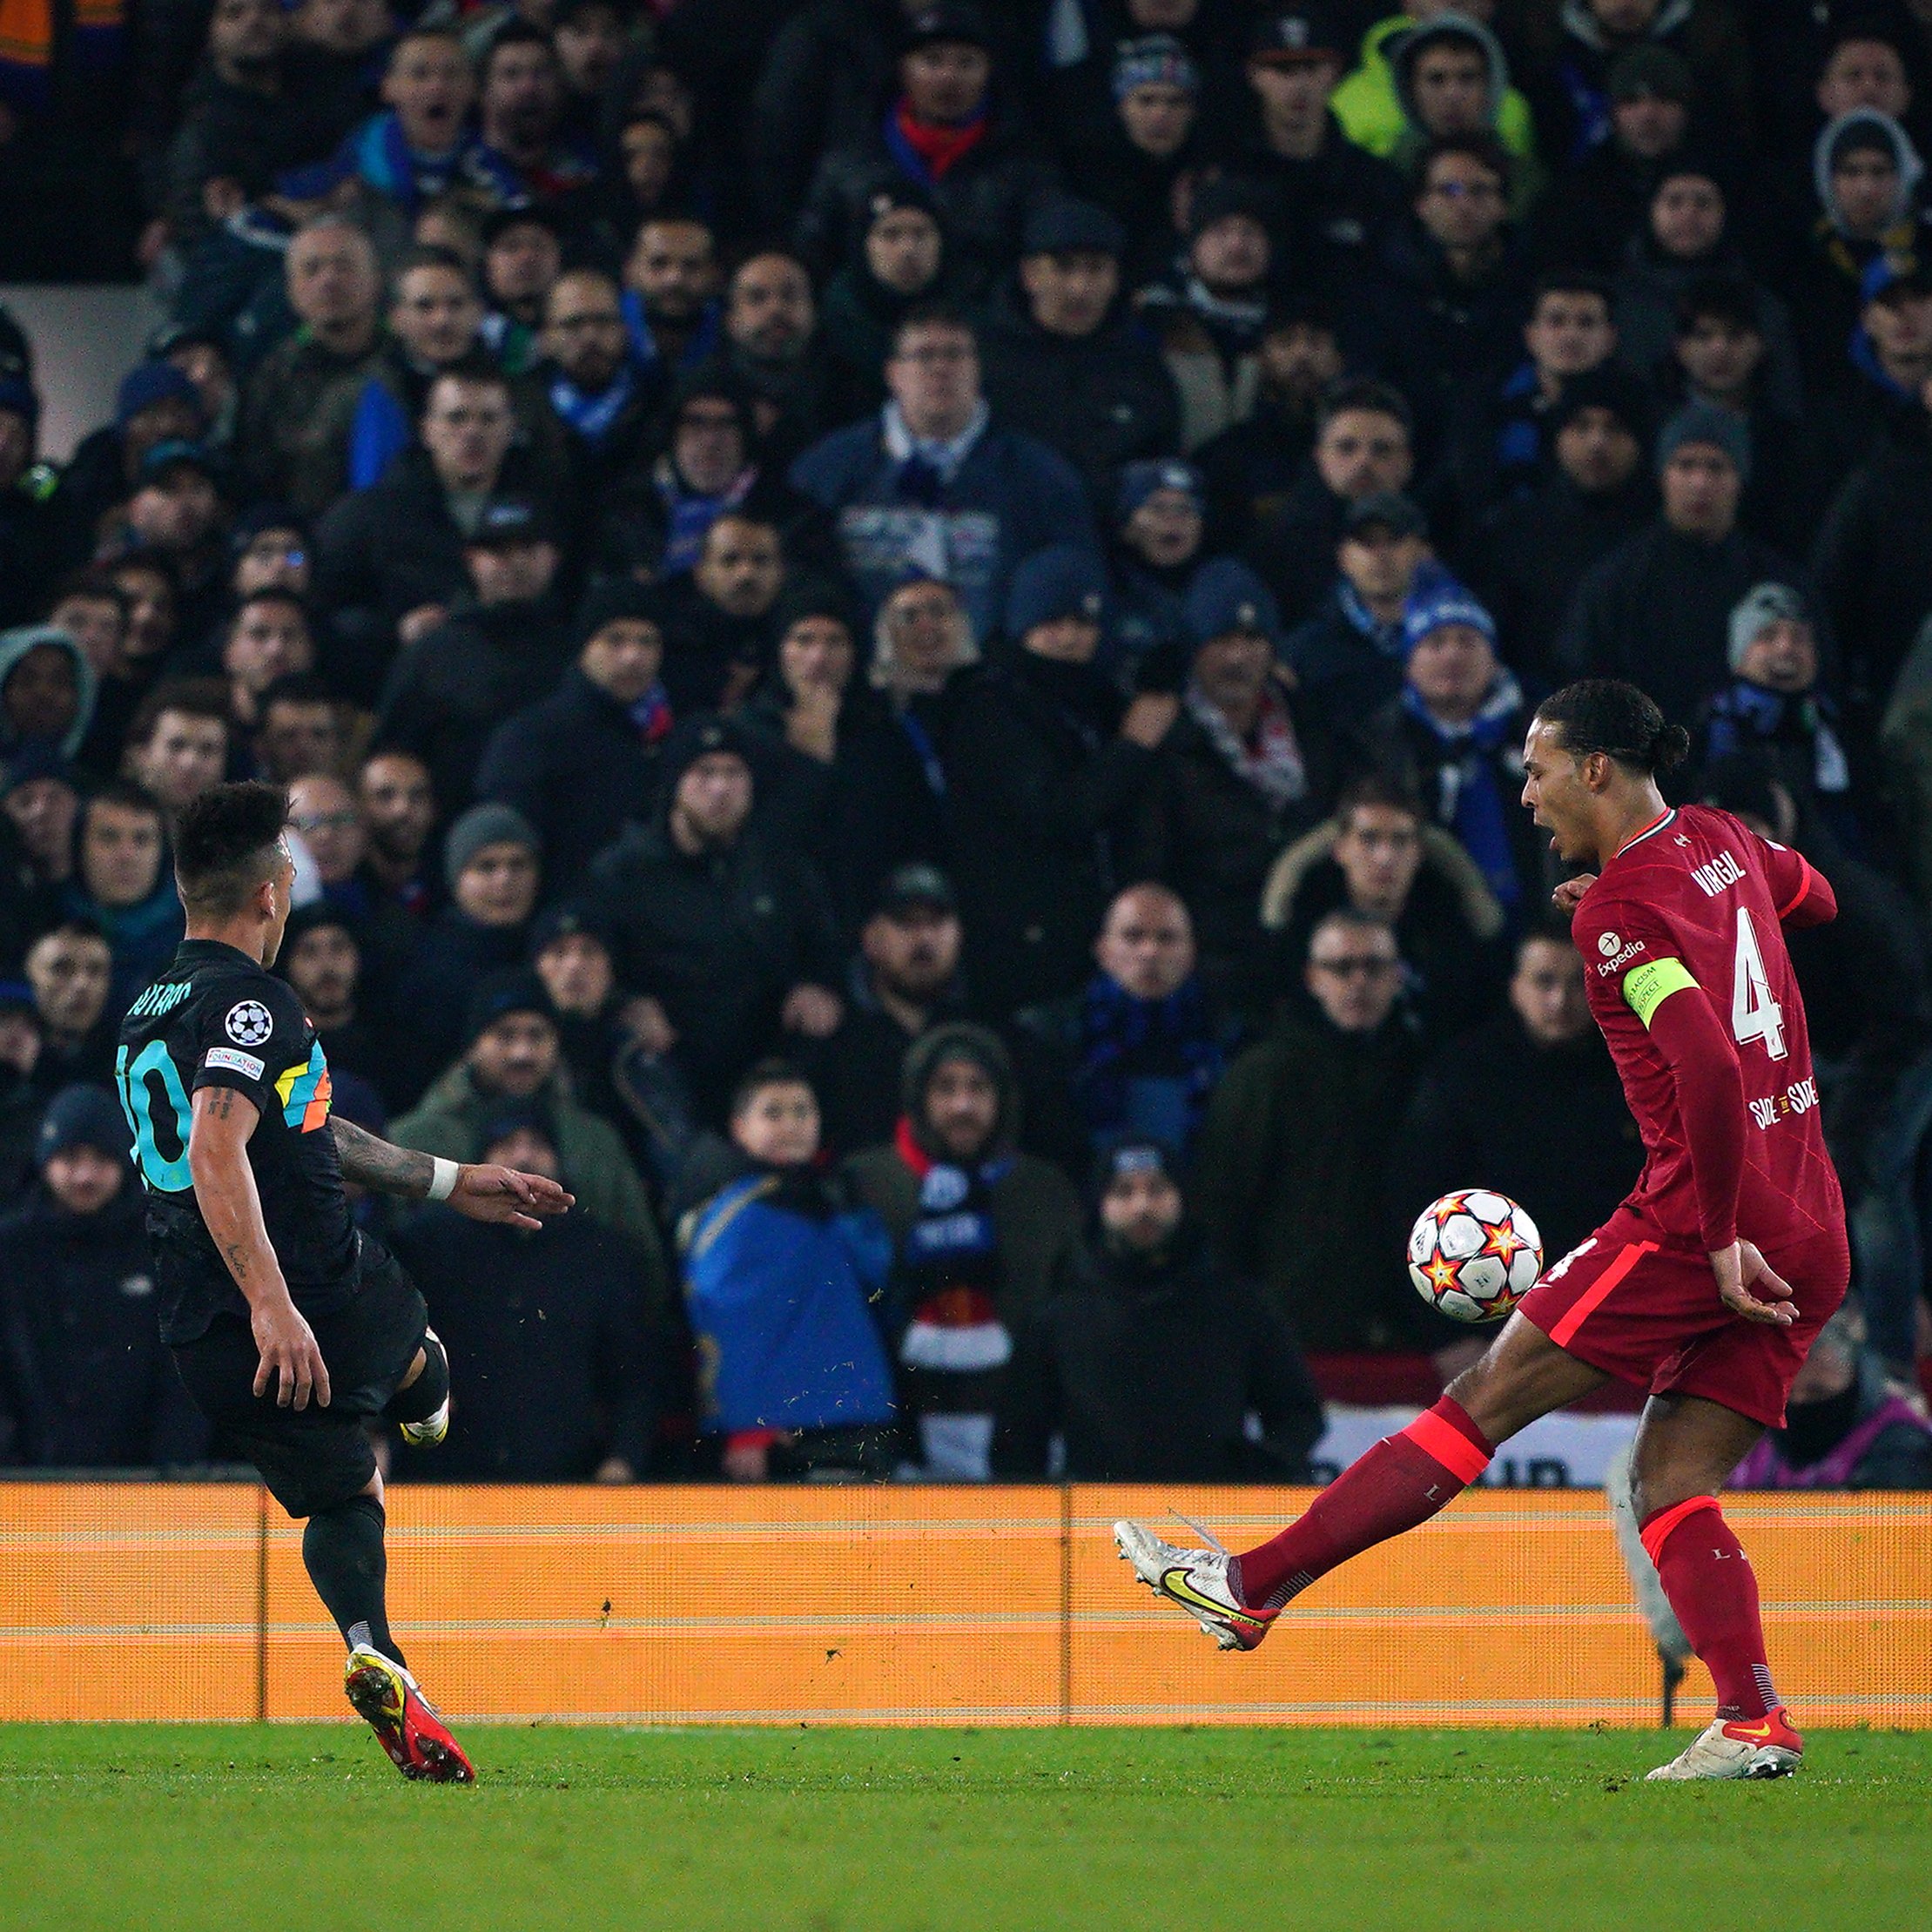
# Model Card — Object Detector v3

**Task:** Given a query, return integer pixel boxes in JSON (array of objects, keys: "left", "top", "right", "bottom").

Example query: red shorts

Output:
[{"left": 1518, "top": 1208, "right": 1849, "bottom": 1428}]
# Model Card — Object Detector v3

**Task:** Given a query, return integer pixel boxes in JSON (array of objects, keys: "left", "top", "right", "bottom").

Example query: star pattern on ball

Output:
[
  {"left": 1432, "top": 1192, "right": 1471, "bottom": 1223},
  {"left": 1481, "top": 1222, "right": 1531, "bottom": 1267},
  {"left": 1422, "top": 1253, "right": 1463, "bottom": 1296}
]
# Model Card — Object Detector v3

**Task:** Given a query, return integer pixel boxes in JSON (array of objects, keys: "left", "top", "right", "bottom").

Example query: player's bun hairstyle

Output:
[
  {"left": 172, "top": 780, "right": 290, "bottom": 913},
  {"left": 1534, "top": 679, "right": 1691, "bottom": 776}
]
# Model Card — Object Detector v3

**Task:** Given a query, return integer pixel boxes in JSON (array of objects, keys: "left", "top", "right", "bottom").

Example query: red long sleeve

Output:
[{"left": 1646, "top": 984, "right": 1747, "bottom": 1251}]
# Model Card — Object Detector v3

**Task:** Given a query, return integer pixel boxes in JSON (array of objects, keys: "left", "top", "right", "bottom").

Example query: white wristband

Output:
[{"left": 427, "top": 1157, "right": 460, "bottom": 1202}]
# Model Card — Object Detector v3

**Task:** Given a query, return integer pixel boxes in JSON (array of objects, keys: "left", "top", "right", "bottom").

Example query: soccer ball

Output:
[{"left": 1407, "top": 1190, "right": 1543, "bottom": 1323}]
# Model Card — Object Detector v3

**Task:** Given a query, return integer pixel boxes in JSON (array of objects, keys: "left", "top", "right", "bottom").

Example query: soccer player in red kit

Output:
[{"left": 1116, "top": 679, "right": 1848, "bottom": 1780}]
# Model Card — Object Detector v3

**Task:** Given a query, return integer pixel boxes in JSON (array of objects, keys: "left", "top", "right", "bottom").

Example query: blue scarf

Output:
[
  {"left": 344, "top": 112, "right": 481, "bottom": 218},
  {"left": 1074, "top": 973, "right": 1224, "bottom": 1152},
  {"left": 1704, "top": 681, "right": 1850, "bottom": 793},
  {"left": 549, "top": 361, "right": 636, "bottom": 446},
  {"left": 1338, "top": 581, "right": 1407, "bottom": 657},
  {"left": 1401, "top": 670, "right": 1525, "bottom": 908},
  {"left": 654, "top": 458, "right": 758, "bottom": 576},
  {"left": 620, "top": 288, "right": 720, "bottom": 377}
]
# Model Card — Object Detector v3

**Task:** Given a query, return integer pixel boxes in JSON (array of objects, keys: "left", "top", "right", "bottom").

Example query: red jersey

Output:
[{"left": 1570, "top": 804, "right": 1843, "bottom": 1253}]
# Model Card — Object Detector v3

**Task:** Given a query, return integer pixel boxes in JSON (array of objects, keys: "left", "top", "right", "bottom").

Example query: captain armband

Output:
[{"left": 1621, "top": 957, "right": 1698, "bottom": 1029}]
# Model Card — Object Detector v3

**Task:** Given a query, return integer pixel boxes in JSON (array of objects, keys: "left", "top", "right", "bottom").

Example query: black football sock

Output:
[
  {"left": 385, "top": 1330, "right": 448, "bottom": 1425},
  {"left": 304, "top": 1493, "right": 405, "bottom": 1670}
]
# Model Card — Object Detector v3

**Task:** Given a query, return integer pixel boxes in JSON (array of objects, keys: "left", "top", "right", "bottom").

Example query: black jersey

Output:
[{"left": 115, "top": 939, "right": 360, "bottom": 1346}]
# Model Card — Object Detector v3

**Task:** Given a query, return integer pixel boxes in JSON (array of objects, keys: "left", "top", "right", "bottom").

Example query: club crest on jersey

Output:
[{"left": 225, "top": 1000, "right": 274, "bottom": 1047}]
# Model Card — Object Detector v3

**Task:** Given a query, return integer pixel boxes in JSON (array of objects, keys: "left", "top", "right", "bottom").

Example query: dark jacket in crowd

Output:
[
  {"left": 993, "top": 1221, "right": 1323, "bottom": 1483},
  {"left": 375, "top": 595, "right": 576, "bottom": 817},
  {"left": 474, "top": 666, "right": 665, "bottom": 894},
  {"left": 390, "top": 1206, "right": 659, "bottom": 1480},
  {"left": 0, "top": 1185, "right": 208, "bottom": 1469},
  {"left": 1192, "top": 1006, "right": 1428, "bottom": 1352},
  {"left": 588, "top": 817, "right": 845, "bottom": 1122},
  {"left": 945, "top": 652, "right": 1160, "bottom": 1016},
  {"left": 238, "top": 328, "right": 391, "bottom": 522}
]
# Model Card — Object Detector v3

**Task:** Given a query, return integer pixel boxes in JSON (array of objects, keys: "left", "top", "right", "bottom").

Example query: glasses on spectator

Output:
[
  {"left": 1309, "top": 953, "right": 1400, "bottom": 979},
  {"left": 292, "top": 811, "right": 360, "bottom": 834},
  {"left": 1427, "top": 178, "right": 1504, "bottom": 202}
]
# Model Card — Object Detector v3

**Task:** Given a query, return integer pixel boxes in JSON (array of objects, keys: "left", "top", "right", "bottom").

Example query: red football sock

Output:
[
  {"left": 1640, "top": 1497, "right": 1778, "bottom": 1720},
  {"left": 1231, "top": 1397, "right": 1492, "bottom": 1610}
]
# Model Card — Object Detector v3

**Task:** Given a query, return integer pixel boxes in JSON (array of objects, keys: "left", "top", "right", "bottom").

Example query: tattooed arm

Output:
[
  {"left": 189, "top": 1085, "right": 331, "bottom": 1411},
  {"left": 330, "top": 1117, "right": 437, "bottom": 1197},
  {"left": 331, "top": 1117, "right": 578, "bottom": 1229}
]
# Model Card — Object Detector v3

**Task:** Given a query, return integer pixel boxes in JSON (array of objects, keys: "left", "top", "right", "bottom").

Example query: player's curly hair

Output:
[
  {"left": 1534, "top": 680, "right": 1691, "bottom": 777},
  {"left": 173, "top": 780, "right": 290, "bottom": 915}
]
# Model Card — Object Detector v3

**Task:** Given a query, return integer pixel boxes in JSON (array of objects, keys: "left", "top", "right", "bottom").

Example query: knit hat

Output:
[
  {"left": 443, "top": 802, "right": 541, "bottom": 891},
  {"left": 279, "top": 900, "right": 361, "bottom": 953},
  {"left": 1117, "top": 458, "right": 1203, "bottom": 522},
  {"left": 476, "top": 1098, "right": 557, "bottom": 1159},
  {"left": 1089, "top": 1135, "right": 1181, "bottom": 1208},
  {"left": 876, "top": 861, "right": 958, "bottom": 919},
  {"left": 1249, "top": 3, "right": 1346, "bottom": 64},
  {"left": 904, "top": 1020, "right": 1013, "bottom": 1123},
  {"left": 771, "top": 576, "right": 860, "bottom": 641},
  {"left": 1021, "top": 197, "right": 1126, "bottom": 260},
  {"left": 529, "top": 898, "right": 619, "bottom": 959},
  {"left": 1183, "top": 558, "right": 1281, "bottom": 650},
  {"left": 1188, "top": 175, "right": 1276, "bottom": 240},
  {"left": 659, "top": 713, "right": 756, "bottom": 798},
  {"left": 465, "top": 967, "right": 556, "bottom": 1047},
  {"left": 1402, "top": 579, "right": 1497, "bottom": 656},
  {"left": 3, "top": 742, "right": 78, "bottom": 797},
  {"left": 902, "top": 1, "right": 990, "bottom": 54},
  {"left": 1608, "top": 44, "right": 1693, "bottom": 104},
  {"left": 1005, "top": 544, "right": 1107, "bottom": 639},
  {"left": 466, "top": 495, "right": 555, "bottom": 549},
  {"left": 1343, "top": 490, "right": 1426, "bottom": 540},
  {"left": 1113, "top": 33, "right": 1199, "bottom": 101},
  {"left": 37, "top": 1085, "right": 131, "bottom": 1168},
  {"left": 574, "top": 576, "right": 667, "bottom": 650},
  {"left": 1656, "top": 401, "right": 1751, "bottom": 481},
  {"left": 865, "top": 179, "right": 939, "bottom": 228},
  {"left": 1727, "top": 582, "right": 1808, "bottom": 673},
  {"left": 115, "top": 361, "right": 202, "bottom": 429},
  {"left": 1550, "top": 361, "right": 1653, "bottom": 441}
]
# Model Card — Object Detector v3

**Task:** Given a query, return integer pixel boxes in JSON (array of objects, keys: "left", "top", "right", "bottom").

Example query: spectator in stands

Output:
[
  {"left": 537, "top": 268, "right": 656, "bottom": 501},
  {"left": 794, "top": 305, "right": 1096, "bottom": 638},
  {"left": 1137, "top": 178, "right": 1277, "bottom": 454},
  {"left": 476, "top": 579, "right": 669, "bottom": 894},
  {"left": 392, "top": 1112, "right": 661, "bottom": 1481},
  {"left": 1467, "top": 364, "right": 1653, "bottom": 690},
  {"left": 845, "top": 1021, "right": 1083, "bottom": 1478},
  {"left": 3, "top": 753, "right": 79, "bottom": 945},
  {"left": 0, "top": 993, "right": 41, "bottom": 1206},
  {"left": 276, "top": 902, "right": 403, "bottom": 1109},
  {"left": 1361, "top": 134, "right": 1531, "bottom": 459},
  {"left": 1194, "top": 906, "right": 1426, "bottom": 1350},
  {"left": 1246, "top": 378, "right": 1417, "bottom": 626},
  {"left": 62, "top": 785, "right": 182, "bottom": 1017},
  {"left": 868, "top": 568, "right": 978, "bottom": 758},
  {"left": 219, "top": 589, "right": 313, "bottom": 733},
  {"left": 226, "top": 507, "right": 312, "bottom": 603},
  {"left": 947, "top": 544, "right": 1175, "bottom": 1014},
  {"left": 0, "top": 628, "right": 92, "bottom": 767},
  {"left": 654, "top": 508, "right": 792, "bottom": 713},
  {"left": 979, "top": 198, "right": 1181, "bottom": 512},
  {"left": 313, "top": 361, "right": 539, "bottom": 703},
  {"left": 739, "top": 582, "right": 947, "bottom": 931},
  {"left": 58, "top": 363, "right": 206, "bottom": 575},
  {"left": 1134, "top": 561, "right": 1333, "bottom": 990},
  {"left": 394, "top": 968, "right": 665, "bottom": 1262},
  {"left": 474, "top": 22, "right": 596, "bottom": 209},
  {"left": 1396, "top": 919, "right": 1643, "bottom": 1275},
  {"left": 239, "top": 216, "right": 386, "bottom": 519},
  {"left": 107, "top": 444, "right": 232, "bottom": 650},
  {"left": 994, "top": 1138, "right": 1323, "bottom": 1482},
  {"left": 286, "top": 771, "right": 418, "bottom": 976},
  {"left": 0, "top": 1087, "right": 208, "bottom": 1469},
  {"left": 819, "top": 185, "right": 951, "bottom": 406},
  {"left": 374, "top": 495, "right": 571, "bottom": 815},
  {"left": 355, "top": 748, "right": 438, "bottom": 914},
  {"left": 712, "top": 249, "right": 860, "bottom": 468},
  {"left": 1841, "top": 258, "right": 1932, "bottom": 451},
  {"left": 252, "top": 673, "right": 346, "bottom": 784},
  {"left": 1015, "top": 882, "right": 1235, "bottom": 1161},
  {"left": 480, "top": 207, "right": 565, "bottom": 372},
  {"left": 1285, "top": 490, "right": 1438, "bottom": 721},
  {"left": 124, "top": 680, "right": 232, "bottom": 815},
  {"left": 1108, "top": 459, "right": 1210, "bottom": 667},
  {"left": 0, "top": 375, "right": 56, "bottom": 628},
  {"left": 1262, "top": 774, "right": 1505, "bottom": 1042},
  {"left": 1195, "top": 300, "right": 1347, "bottom": 552},
  {"left": 1529, "top": 44, "right": 1696, "bottom": 274},
  {"left": 1358, "top": 580, "right": 1538, "bottom": 917},
  {"left": 589, "top": 716, "right": 845, "bottom": 1123},
  {"left": 1730, "top": 1309, "right": 1932, "bottom": 1489},
  {"left": 1559, "top": 403, "right": 1803, "bottom": 727},
  {"left": 795, "top": 1, "right": 1056, "bottom": 300},
  {"left": 677, "top": 1060, "right": 899, "bottom": 1479},
  {"left": 621, "top": 215, "right": 722, "bottom": 387},
  {"left": 23, "top": 922, "right": 115, "bottom": 1091}
]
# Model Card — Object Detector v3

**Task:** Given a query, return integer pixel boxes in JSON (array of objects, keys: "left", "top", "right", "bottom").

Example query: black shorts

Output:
[{"left": 171, "top": 1237, "right": 428, "bottom": 1518}]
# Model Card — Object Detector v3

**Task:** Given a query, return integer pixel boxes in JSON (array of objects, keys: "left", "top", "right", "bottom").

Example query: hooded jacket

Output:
[
  {"left": 0, "top": 625, "right": 96, "bottom": 761},
  {"left": 1331, "top": 11, "right": 1538, "bottom": 165}
]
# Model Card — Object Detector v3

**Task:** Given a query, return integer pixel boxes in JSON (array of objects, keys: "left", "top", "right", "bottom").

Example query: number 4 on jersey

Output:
[{"left": 1731, "top": 907, "right": 1787, "bottom": 1061}]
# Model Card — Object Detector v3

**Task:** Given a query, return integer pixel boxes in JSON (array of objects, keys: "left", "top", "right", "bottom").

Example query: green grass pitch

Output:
[{"left": 3, "top": 1725, "right": 1928, "bottom": 1931}]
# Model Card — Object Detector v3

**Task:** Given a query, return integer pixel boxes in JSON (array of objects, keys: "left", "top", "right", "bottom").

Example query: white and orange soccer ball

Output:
[{"left": 1407, "top": 1189, "right": 1544, "bottom": 1323}]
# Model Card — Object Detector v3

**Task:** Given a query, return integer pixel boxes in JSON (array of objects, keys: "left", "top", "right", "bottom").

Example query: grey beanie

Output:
[
  {"left": 1657, "top": 402, "right": 1751, "bottom": 484},
  {"left": 1727, "top": 582, "right": 1807, "bottom": 674},
  {"left": 444, "top": 802, "right": 541, "bottom": 890}
]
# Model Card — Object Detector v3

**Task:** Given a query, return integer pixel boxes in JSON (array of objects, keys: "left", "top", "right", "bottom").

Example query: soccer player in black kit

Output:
[{"left": 117, "top": 783, "right": 574, "bottom": 1782}]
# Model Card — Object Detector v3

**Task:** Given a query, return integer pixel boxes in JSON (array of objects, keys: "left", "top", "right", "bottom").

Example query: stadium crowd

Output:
[{"left": 3, "top": 0, "right": 1932, "bottom": 1491}]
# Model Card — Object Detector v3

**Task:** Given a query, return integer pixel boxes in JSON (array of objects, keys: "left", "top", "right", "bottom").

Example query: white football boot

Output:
[
  {"left": 1645, "top": 1706, "right": 1803, "bottom": 1781},
  {"left": 1114, "top": 1518, "right": 1277, "bottom": 1653},
  {"left": 397, "top": 1329, "right": 450, "bottom": 1446}
]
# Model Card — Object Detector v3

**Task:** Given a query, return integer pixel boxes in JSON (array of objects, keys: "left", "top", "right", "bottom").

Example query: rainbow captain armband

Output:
[{"left": 1622, "top": 956, "right": 1697, "bottom": 1027}]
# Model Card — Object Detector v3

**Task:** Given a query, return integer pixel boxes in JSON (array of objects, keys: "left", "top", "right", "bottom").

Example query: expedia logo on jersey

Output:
[
  {"left": 1596, "top": 936, "right": 1647, "bottom": 977},
  {"left": 274, "top": 1043, "right": 333, "bottom": 1132}
]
